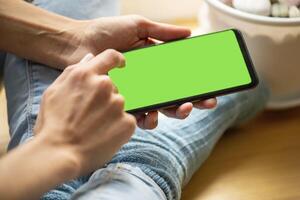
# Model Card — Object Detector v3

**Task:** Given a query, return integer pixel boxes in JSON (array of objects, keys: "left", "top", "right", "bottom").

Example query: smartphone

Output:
[{"left": 108, "top": 29, "right": 258, "bottom": 114}]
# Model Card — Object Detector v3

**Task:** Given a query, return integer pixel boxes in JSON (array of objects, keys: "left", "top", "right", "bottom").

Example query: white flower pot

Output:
[
  {"left": 200, "top": 0, "right": 300, "bottom": 109},
  {"left": 121, "top": 0, "right": 203, "bottom": 21}
]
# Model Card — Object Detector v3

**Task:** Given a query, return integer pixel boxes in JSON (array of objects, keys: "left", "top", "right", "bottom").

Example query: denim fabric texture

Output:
[
  {"left": 69, "top": 84, "right": 268, "bottom": 200},
  {"left": 0, "top": 52, "right": 5, "bottom": 83},
  {"left": 71, "top": 163, "right": 167, "bottom": 200}
]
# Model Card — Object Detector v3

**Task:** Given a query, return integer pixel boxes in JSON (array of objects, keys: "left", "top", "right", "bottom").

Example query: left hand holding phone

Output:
[{"left": 134, "top": 98, "right": 217, "bottom": 130}]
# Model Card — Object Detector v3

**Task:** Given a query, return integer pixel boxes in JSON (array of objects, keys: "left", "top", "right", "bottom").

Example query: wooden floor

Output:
[
  {"left": 182, "top": 107, "right": 300, "bottom": 200},
  {"left": 172, "top": 19, "right": 300, "bottom": 200},
  {"left": 1, "top": 88, "right": 300, "bottom": 199}
]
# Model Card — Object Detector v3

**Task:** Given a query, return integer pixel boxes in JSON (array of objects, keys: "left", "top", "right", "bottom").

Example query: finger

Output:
[
  {"left": 175, "top": 102, "right": 193, "bottom": 119},
  {"left": 159, "top": 107, "right": 176, "bottom": 118},
  {"left": 141, "top": 20, "right": 191, "bottom": 42},
  {"left": 135, "top": 113, "right": 147, "bottom": 129},
  {"left": 135, "top": 111, "right": 158, "bottom": 130},
  {"left": 131, "top": 38, "right": 157, "bottom": 49},
  {"left": 144, "top": 38, "right": 157, "bottom": 46},
  {"left": 193, "top": 98, "right": 217, "bottom": 109},
  {"left": 144, "top": 111, "right": 158, "bottom": 129},
  {"left": 133, "top": 113, "right": 144, "bottom": 121},
  {"left": 87, "top": 49, "right": 125, "bottom": 75},
  {"left": 134, "top": 113, "right": 148, "bottom": 129},
  {"left": 160, "top": 102, "right": 193, "bottom": 119},
  {"left": 80, "top": 53, "right": 94, "bottom": 63},
  {"left": 113, "top": 85, "right": 119, "bottom": 94}
]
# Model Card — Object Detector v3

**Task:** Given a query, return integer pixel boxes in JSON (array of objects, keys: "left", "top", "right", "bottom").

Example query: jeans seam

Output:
[
  {"left": 25, "top": 60, "right": 34, "bottom": 139},
  {"left": 72, "top": 164, "right": 167, "bottom": 200},
  {"left": 109, "top": 163, "right": 167, "bottom": 200},
  {"left": 118, "top": 164, "right": 167, "bottom": 200}
]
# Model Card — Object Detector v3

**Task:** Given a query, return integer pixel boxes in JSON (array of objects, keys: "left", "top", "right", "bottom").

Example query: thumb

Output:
[
  {"left": 87, "top": 49, "right": 125, "bottom": 75},
  {"left": 140, "top": 19, "right": 191, "bottom": 42},
  {"left": 80, "top": 53, "right": 95, "bottom": 63}
]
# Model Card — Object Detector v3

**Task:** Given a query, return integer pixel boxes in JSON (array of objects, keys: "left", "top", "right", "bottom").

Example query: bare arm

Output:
[
  {"left": 0, "top": 0, "right": 78, "bottom": 68},
  {"left": 0, "top": 51, "right": 136, "bottom": 200},
  {"left": 0, "top": 137, "right": 77, "bottom": 200},
  {"left": 0, "top": 0, "right": 216, "bottom": 129}
]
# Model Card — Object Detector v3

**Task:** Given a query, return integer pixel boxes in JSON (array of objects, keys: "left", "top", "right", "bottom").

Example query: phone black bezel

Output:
[{"left": 116, "top": 29, "right": 259, "bottom": 114}]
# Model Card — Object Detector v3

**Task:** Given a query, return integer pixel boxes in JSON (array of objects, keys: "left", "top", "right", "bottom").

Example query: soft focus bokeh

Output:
[
  {"left": 121, "top": 0, "right": 203, "bottom": 22},
  {"left": 1, "top": 2, "right": 300, "bottom": 200}
]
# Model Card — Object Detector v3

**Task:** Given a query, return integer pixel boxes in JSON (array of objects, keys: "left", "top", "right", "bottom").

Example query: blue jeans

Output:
[{"left": 2, "top": 0, "right": 269, "bottom": 199}]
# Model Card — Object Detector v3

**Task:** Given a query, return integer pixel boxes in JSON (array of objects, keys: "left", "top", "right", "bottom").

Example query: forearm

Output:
[
  {"left": 0, "top": 0, "right": 80, "bottom": 68},
  {"left": 0, "top": 137, "right": 78, "bottom": 200}
]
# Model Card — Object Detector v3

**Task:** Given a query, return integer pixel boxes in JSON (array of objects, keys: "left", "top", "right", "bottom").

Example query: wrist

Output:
[
  {"left": 34, "top": 19, "right": 83, "bottom": 69},
  {"left": 0, "top": 135, "right": 80, "bottom": 199},
  {"left": 34, "top": 135, "right": 81, "bottom": 180},
  {"left": 55, "top": 19, "right": 94, "bottom": 68}
]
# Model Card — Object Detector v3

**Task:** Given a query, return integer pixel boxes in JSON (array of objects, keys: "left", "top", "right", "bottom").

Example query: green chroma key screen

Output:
[{"left": 109, "top": 29, "right": 256, "bottom": 113}]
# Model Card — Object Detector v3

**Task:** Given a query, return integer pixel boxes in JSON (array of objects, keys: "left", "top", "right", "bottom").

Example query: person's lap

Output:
[
  {"left": 3, "top": 1, "right": 120, "bottom": 199},
  {"left": 3, "top": 54, "right": 269, "bottom": 200},
  {"left": 3, "top": 0, "right": 269, "bottom": 199}
]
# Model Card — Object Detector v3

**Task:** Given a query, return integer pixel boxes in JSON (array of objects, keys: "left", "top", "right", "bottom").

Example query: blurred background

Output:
[
  {"left": 1, "top": 1, "right": 300, "bottom": 200},
  {"left": 120, "top": 0, "right": 203, "bottom": 22}
]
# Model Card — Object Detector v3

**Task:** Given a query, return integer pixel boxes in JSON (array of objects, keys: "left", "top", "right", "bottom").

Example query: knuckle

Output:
[
  {"left": 98, "top": 76, "right": 112, "bottom": 88},
  {"left": 43, "top": 86, "right": 55, "bottom": 98},
  {"left": 130, "top": 14, "right": 145, "bottom": 22},
  {"left": 70, "top": 67, "right": 89, "bottom": 81},
  {"left": 124, "top": 115, "right": 137, "bottom": 133},
  {"left": 131, "top": 15, "right": 148, "bottom": 27},
  {"left": 97, "top": 76, "right": 113, "bottom": 94},
  {"left": 105, "top": 49, "right": 119, "bottom": 58},
  {"left": 111, "top": 94, "right": 125, "bottom": 110},
  {"left": 64, "top": 65, "right": 77, "bottom": 73},
  {"left": 116, "top": 51, "right": 125, "bottom": 60},
  {"left": 113, "top": 85, "right": 119, "bottom": 94},
  {"left": 42, "top": 86, "right": 57, "bottom": 104},
  {"left": 114, "top": 115, "right": 136, "bottom": 141},
  {"left": 118, "top": 54, "right": 125, "bottom": 66},
  {"left": 105, "top": 49, "right": 123, "bottom": 64}
]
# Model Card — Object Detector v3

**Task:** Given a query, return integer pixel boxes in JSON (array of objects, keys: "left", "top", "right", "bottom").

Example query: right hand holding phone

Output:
[
  {"left": 134, "top": 99, "right": 217, "bottom": 130},
  {"left": 33, "top": 48, "right": 216, "bottom": 178},
  {"left": 34, "top": 50, "right": 136, "bottom": 177}
]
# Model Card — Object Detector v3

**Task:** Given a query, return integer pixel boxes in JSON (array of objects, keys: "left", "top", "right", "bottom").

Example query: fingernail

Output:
[
  {"left": 118, "top": 58, "right": 126, "bottom": 68},
  {"left": 80, "top": 53, "right": 94, "bottom": 63},
  {"left": 182, "top": 112, "right": 190, "bottom": 118},
  {"left": 208, "top": 98, "right": 217, "bottom": 105}
]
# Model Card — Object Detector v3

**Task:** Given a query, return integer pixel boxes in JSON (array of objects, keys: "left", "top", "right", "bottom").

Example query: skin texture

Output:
[
  {"left": 63, "top": 16, "right": 217, "bottom": 128},
  {"left": 0, "top": 50, "right": 137, "bottom": 200},
  {"left": 0, "top": 0, "right": 216, "bottom": 128},
  {"left": 34, "top": 50, "right": 137, "bottom": 175}
]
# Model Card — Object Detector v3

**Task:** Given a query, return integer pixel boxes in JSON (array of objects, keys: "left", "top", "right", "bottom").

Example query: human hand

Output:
[
  {"left": 134, "top": 99, "right": 217, "bottom": 129},
  {"left": 61, "top": 15, "right": 192, "bottom": 66},
  {"left": 34, "top": 50, "right": 136, "bottom": 177},
  {"left": 62, "top": 15, "right": 217, "bottom": 129}
]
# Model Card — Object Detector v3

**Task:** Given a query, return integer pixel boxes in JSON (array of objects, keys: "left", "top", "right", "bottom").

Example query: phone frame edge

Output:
[{"left": 122, "top": 29, "right": 259, "bottom": 114}]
